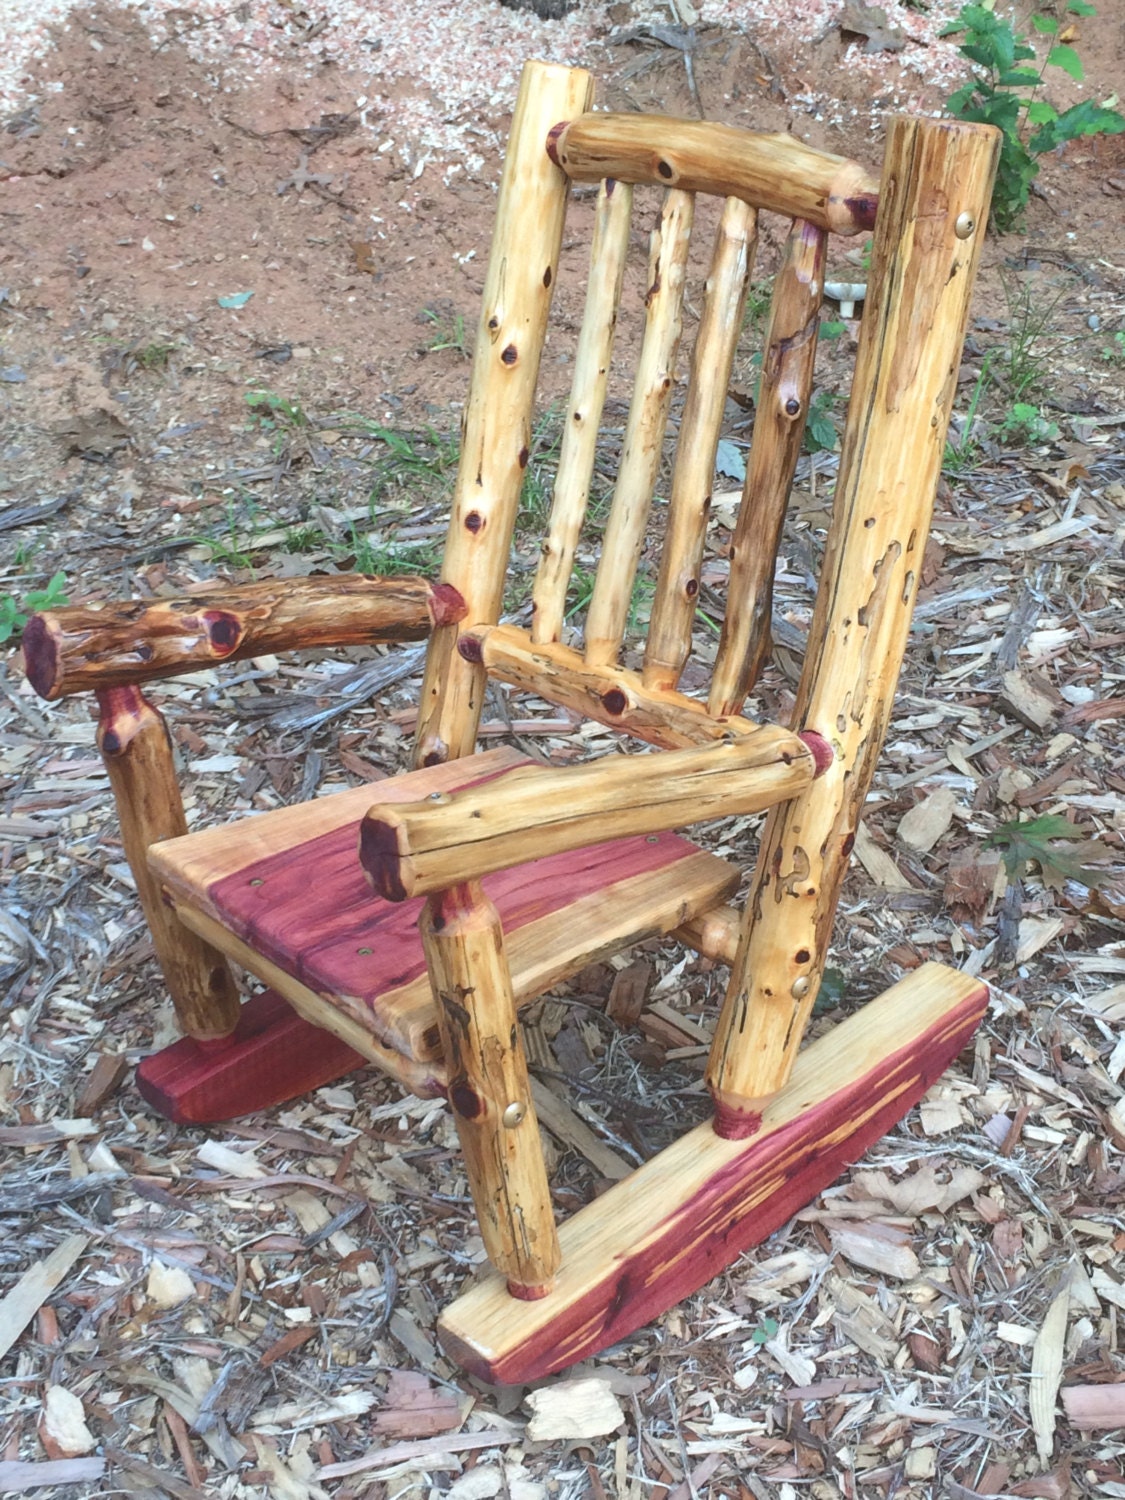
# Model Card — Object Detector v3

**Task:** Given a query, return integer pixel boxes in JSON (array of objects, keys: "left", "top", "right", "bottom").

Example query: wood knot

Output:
[
  {"left": 601, "top": 688, "right": 628, "bottom": 716},
  {"left": 457, "top": 634, "right": 483, "bottom": 664},
  {"left": 203, "top": 610, "right": 242, "bottom": 655},
  {"left": 500, "top": 344, "right": 518, "bottom": 366}
]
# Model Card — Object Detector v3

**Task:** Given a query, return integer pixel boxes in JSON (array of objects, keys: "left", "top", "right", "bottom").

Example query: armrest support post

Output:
[
  {"left": 96, "top": 686, "right": 241, "bottom": 1041},
  {"left": 421, "top": 880, "right": 560, "bottom": 1298}
]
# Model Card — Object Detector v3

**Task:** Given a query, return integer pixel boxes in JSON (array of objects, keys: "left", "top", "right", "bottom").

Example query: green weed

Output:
[
  {"left": 0, "top": 571, "right": 68, "bottom": 643},
  {"left": 995, "top": 401, "right": 1059, "bottom": 444},
  {"left": 941, "top": 2, "right": 1125, "bottom": 231},
  {"left": 802, "top": 389, "right": 839, "bottom": 453},
  {"left": 422, "top": 308, "right": 470, "bottom": 357},
  {"left": 246, "top": 389, "right": 309, "bottom": 428}
]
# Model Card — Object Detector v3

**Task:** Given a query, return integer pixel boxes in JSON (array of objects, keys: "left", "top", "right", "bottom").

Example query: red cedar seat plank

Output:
[
  {"left": 150, "top": 747, "right": 739, "bottom": 1067},
  {"left": 135, "top": 988, "right": 367, "bottom": 1125},
  {"left": 438, "top": 964, "right": 988, "bottom": 1385}
]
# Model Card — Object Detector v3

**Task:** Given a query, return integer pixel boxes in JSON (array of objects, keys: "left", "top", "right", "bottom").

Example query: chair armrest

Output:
[
  {"left": 22, "top": 575, "right": 465, "bottom": 700},
  {"left": 360, "top": 726, "right": 819, "bottom": 901}
]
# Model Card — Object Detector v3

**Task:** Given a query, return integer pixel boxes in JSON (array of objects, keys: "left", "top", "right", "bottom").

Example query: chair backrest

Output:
[{"left": 412, "top": 61, "right": 998, "bottom": 1129}]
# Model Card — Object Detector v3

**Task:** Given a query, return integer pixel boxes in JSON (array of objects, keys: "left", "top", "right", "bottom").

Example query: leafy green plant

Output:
[
  {"left": 995, "top": 400, "right": 1059, "bottom": 444},
  {"left": 246, "top": 389, "right": 309, "bottom": 431},
  {"left": 0, "top": 571, "right": 68, "bottom": 643},
  {"left": 986, "top": 814, "right": 1111, "bottom": 890},
  {"left": 803, "top": 389, "right": 838, "bottom": 453},
  {"left": 749, "top": 1316, "right": 779, "bottom": 1347},
  {"left": 1102, "top": 330, "right": 1125, "bottom": 364},
  {"left": 942, "top": 2, "right": 1125, "bottom": 231}
]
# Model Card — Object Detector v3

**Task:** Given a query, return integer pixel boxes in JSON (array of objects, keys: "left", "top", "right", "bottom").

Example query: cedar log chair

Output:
[{"left": 24, "top": 63, "right": 1000, "bottom": 1384}]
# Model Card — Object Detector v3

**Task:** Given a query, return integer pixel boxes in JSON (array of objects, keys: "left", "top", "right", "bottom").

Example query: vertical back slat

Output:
[
  {"left": 413, "top": 63, "right": 594, "bottom": 767},
  {"left": 584, "top": 188, "right": 694, "bottom": 669},
  {"left": 643, "top": 196, "right": 758, "bottom": 692},
  {"left": 532, "top": 179, "right": 633, "bottom": 645},
  {"left": 709, "top": 219, "right": 826, "bottom": 717}
]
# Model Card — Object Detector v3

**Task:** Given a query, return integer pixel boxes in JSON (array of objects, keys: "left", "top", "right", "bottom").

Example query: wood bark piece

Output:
[
  {"left": 529, "top": 1078, "right": 631, "bottom": 1181},
  {"left": 0, "top": 1460, "right": 106, "bottom": 1495},
  {"left": 97, "top": 686, "right": 241, "bottom": 1042},
  {"left": 438, "top": 965, "right": 987, "bottom": 1383},
  {"left": 710, "top": 219, "right": 826, "bottom": 716},
  {"left": 360, "top": 729, "right": 812, "bottom": 900},
  {"left": 23, "top": 575, "right": 461, "bottom": 700},
  {"left": 422, "top": 881, "right": 560, "bottom": 1296},
  {"left": 1031, "top": 1284, "right": 1070, "bottom": 1460},
  {"left": 74, "top": 1051, "right": 129, "bottom": 1115},
  {"left": 415, "top": 60, "right": 593, "bottom": 767},
  {"left": 644, "top": 196, "right": 757, "bottom": 691},
  {"left": 0, "top": 1235, "right": 87, "bottom": 1363},
  {"left": 548, "top": 113, "right": 879, "bottom": 235},
  {"left": 706, "top": 114, "right": 999, "bottom": 1135},
  {"left": 1060, "top": 1384, "right": 1125, "bottom": 1429},
  {"left": 586, "top": 187, "right": 694, "bottom": 668},
  {"left": 533, "top": 178, "right": 633, "bottom": 645},
  {"left": 466, "top": 623, "right": 768, "bottom": 749}
]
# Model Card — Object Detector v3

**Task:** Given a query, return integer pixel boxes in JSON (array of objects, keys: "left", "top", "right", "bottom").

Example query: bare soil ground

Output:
[{"left": 1, "top": 4, "right": 1124, "bottom": 1498}]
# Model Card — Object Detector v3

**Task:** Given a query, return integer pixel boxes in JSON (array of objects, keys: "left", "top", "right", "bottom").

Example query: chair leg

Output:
[
  {"left": 97, "top": 686, "right": 241, "bottom": 1042},
  {"left": 706, "top": 114, "right": 998, "bottom": 1137},
  {"left": 422, "top": 881, "right": 560, "bottom": 1300}
]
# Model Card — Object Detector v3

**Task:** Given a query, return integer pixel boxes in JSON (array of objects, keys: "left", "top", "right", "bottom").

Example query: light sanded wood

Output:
[
  {"left": 96, "top": 686, "right": 241, "bottom": 1042},
  {"left": 644, "top": 197, "right": 758, "bottom": 692},
  {"left": 149, "top": 747, "right": 526, "bottom": 893},
  {"left": 0, "top": 1235, "right": 87, "bottom": 1363},
  {"left": 23, "top": 577, "right": 462, "bottom": 701},
  {"left": 707, "top": 117, "right": 1000, "bottom": 1130},
  {"left": 422, "top": 881, "right": 560, "bottom": 1296},
  {"left": 585, "top": 188, "right": 694, "bottom": 668},
  {"left": 710, "top": 218, "right": 827, "bottom": 716},
  {"left": 548, "top": 113, "right": 879, "bottom": 236},
  {"left": 162, "top": 901, "right": 449, "bottom": 1097},
  {"left": 439, "top": 964, "right": 988, "bottom": 1383},
  {"left": 532, "top": 178, "right": 633, "bottom": 646},
  {"left": 674, "top": 902, "right": 740, "bottom": 965},
  {"left": 360, "top": 731, "right": 811, "bottom": 901},
  {"left": 465, "top": 624, "right": 762, "bottom": 749},
  {"left": 415, "top": 62, "right": 593, "bottom": 768}
]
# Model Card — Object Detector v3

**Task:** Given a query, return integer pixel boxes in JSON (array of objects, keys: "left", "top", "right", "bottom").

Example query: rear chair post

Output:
[
  {"left": 414, "top": 61, "right": 593, "bottom": 768},
  {"left": 707, "top": 115, "right": 1000, "bottom": 1137}
]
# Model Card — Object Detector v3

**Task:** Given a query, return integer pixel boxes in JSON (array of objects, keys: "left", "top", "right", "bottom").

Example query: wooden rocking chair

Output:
[{"left": 24, "top": 62, "right": 999, "bottom": 1385}]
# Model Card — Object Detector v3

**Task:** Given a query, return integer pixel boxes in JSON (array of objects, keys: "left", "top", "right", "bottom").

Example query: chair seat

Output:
[{"left": 149, "top": 746, "right": 739, "bottom": 1082}]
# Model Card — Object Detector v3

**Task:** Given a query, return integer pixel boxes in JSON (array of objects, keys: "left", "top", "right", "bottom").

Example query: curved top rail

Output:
[{"left": 547, "top": 113, "right": 879, "bottom": 235}]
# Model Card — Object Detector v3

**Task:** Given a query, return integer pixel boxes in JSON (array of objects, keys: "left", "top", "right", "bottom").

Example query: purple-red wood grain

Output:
[
  {"left": 208, "top": 824, "right": 708, "bottom": 1061},
  {"left": 135, "top": 988, "right": 370, "bottom": 1124}
]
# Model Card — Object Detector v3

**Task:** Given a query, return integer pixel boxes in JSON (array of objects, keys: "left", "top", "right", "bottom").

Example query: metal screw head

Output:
[
  {"left": 954, "top": 212, "right": 975, "bottom": 240},
  {"left": 502, "top": 1101, "right": 526, "bottom": 1129},
  {"left": 791, "top": 976, "right": 811, "bottom": 1000}
]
